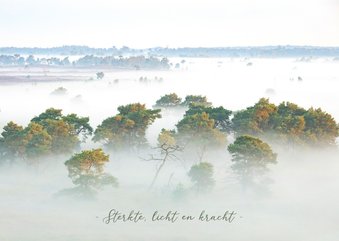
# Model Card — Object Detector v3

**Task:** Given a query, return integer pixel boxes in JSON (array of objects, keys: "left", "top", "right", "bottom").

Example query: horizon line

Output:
[{"left": 1, "top": 45, "right": 339, "bottom": 49}]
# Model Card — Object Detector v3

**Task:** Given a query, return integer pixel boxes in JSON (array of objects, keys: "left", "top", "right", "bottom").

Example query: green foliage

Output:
[
  {"left": 303, "top": 108, "right": 339, "bottom": 146},
  {"left": 232, "top": 98, "right": 277, "bottom": 135},
  {"left": 63, "top": 113, "right": 93, "bottom": 139},
  {"left": 232, "top": 98, "right": 338, "bottom": 147},
  {"left": 92, "top": 115, "right": 135, "bottom": 149},
  {"left": 0, "top": 122, "right": 25, "bottom": 160},
  {"left": 0, "top": 121, "right": 53, "bottom": 160},
  {"left": 270, "top": 102, "right": 308, "bottom": 145},
  {"left": 31, "top": 108, "right": 63, "bottom": 123},
  {"left": 188, "top": 162, "right": 215, "bottom": 192},
  {"left": 64, "top": 149, "right": 118, "bottom": 191},
  {"left": 43, "top": 119, "right": 79, "bottom": 154},
  {"left": 227, "top": 135, "right": 277, "bottom": 178},
  {"left": 0, "top": 108, "right": 92, "bottom": 162},
  {"left": 31, "top": 109, "right": 92, "bottom": 136},
  {"left": 181, "top": 95, "right": 212, "bottom": 107},
  {"left": 176, "top": 112, "right": 227, "bottom": 148},
  {"left": 158, "top": 129, "right": 177, "bottom": 148},
  {"left": 30, "top": 108, "right": 89, "bottom": 154},
  {"left": 32, "top": 108, "right": 92, "bottom": 141},
  {"left": 23, "top": 123, "right": 53, "bottom": 159},
  {"left": 154, "top": 93, "right": 182, "bottom": 107},
  {"left": 117, "top": 103, "right": 161, "bottom": 131},
  {"left": 185, "top": 105, "right": 232, "bottom": 132},
  {"left": 93, "top": 103, "right": 161, "bottom": 149}
]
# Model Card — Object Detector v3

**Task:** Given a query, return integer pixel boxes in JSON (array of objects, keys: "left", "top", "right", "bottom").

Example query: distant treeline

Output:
[
  {"left": 0, "top": 46, "right": 339, "bottom": 57},
  {"left": 0, "top": 54, "right": 170, "bottom": 69}
]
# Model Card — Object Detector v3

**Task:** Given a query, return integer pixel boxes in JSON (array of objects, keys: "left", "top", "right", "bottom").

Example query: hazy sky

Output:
[{"left": 0, "top": 0, "right": 338, "bottom": 48}]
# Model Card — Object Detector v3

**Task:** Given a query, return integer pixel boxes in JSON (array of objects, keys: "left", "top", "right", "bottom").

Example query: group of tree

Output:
[
  {"left": 0, "top": 108, "right": 92, "bottom": 162},
  {"left": 155, "top": 94, "right": 338, "bottom": 148},
  {"left": 151, "top": 98, "right": 232, "bottom": 191},
  {"left": 155, "top": 95, "right": 232, "bottom": 154},
  {"left": 232, "top": 98, "right": 338, "bottom": 147},
  {"left": 0, "top": 54, "right": 170, "bottom": 70},
  {"left": 150, "top": 95, "right": 337, "bottom": 192},
  {"left": 154, "top": 93, "right": 212, "bottom": 108},
  {"left": 1, "top": 97, "right": 337, "bottom": 165},
  {"left": 2, "top": 97, "right": 337, "bottom": 195},
  {"left": 172, "top": 135, "right": 277, "bottom": 195}
]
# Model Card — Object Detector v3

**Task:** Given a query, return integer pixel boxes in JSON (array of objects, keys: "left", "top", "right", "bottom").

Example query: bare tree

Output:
[{"left": 141, "top": 143, "right": 183, "bottom": 189}]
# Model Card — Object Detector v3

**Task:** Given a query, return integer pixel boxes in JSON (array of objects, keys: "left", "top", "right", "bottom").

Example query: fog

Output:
[{"left": 0, "top": 57, "right": 339, "bottom": 241}]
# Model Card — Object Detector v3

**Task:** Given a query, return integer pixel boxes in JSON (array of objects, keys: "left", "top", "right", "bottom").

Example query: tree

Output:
[
  {"left": 154, "top": 93, "right": 182, "bottom": 107},
  {"left": 63, "top": 113, "right": 93, "bottom": 140},
  {"left": 23, "top": 123, "right": 53, "bottom": 159},
  {"left": 142, "top": 129, "right": 182, "bottom": 189},
  {"left": 176, "top": 112, "right": 227, "bottom": 148},
  {"left": 185, "top": 105, "right": 232, "bottom": 132},
  {"left": 0, "top": 122, "right": 25, "bottom": 161},
  {"left": 188, "top": 162, "right": 215, "bottom": 192},
  {"left": 270, "top": 102, "right": 307, "bottom": 145},
  {"left": 1, "top": 122, "right": 53, "bottom": 161},
  {"left": 31, "top": 108, "right": 63, "bottom": 123},
  {"left": 303, "top": 108, "right": 338, "bottom": 146},
  {"left": 232, "top": 98, "right": 277, "bottom": 135},
  {"left": 96, "top": 72, "right": 104, "bottom": 79},
  {"left": 0, "top": 122, "right": 54, "bottom": 161},
  {"left": 43, "top": 119, "right": 79, "bottom": 154},
  {"left": 50, "top": 87, "right": 67, "bottom": 96},
  {"left": 93, "top": 115, "right": 136, "bottom": 148},
  {"left": 181, "top": 95, "right": 212, "bottom": 107},
  {"left": 158, "top": 129, "right": 177, "bottom": 148},
  {"left": 32, "top": 108, "right": 92, "bottom": 143},
  {"left": 64, "top": 149, "right": 118, "bottom": 191},
  {"left": 93, "top": 103, "right": 161, "bottom": 149},
  {"left": 227, "top": 135, "right": 277, "bottom": 182}
]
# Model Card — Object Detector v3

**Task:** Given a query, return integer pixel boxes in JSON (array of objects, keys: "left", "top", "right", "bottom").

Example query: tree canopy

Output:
[
  {"left": 227, "top": 135, "right": 277, "bottom": 178},
  {"left": 93, "top": 103, "right": 161, "bottom": 150},
  {"left": 181, "top": 95, "right": 212, "bottom": 107},
  {"left": 185, "top": 105, "right": 232, "bottom": 132},
  {"left": 175, "top": 112, "right": 227, "bottom": 148},
  {"left": 64, "top": 149, "right": 118, "bottom": 189},
  {"left": 0, "top": 108, "right": 92, "bottom": 162},
  {"left": 231, "top": 98, "right": 338, "bottom": 147},
  {"left": 188, "top": 162, "right": 215, "bottom": 192},
  {"left": 154, "top": 93, "right": 182, "bottom": 108}
]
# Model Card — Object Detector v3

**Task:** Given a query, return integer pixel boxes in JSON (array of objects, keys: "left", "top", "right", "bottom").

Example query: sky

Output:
[{"left": 0, "top": 0, "right": 338, "bottom": 48}]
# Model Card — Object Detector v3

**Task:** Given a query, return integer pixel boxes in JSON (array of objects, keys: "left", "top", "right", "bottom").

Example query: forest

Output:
[{"left": 1, "top": 94, "right": 337, "bottom": 198}]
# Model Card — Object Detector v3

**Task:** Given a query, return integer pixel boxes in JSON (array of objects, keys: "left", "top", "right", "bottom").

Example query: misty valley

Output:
[{"left": 0, "top": 56, "right": 338, "bottom": 241}]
